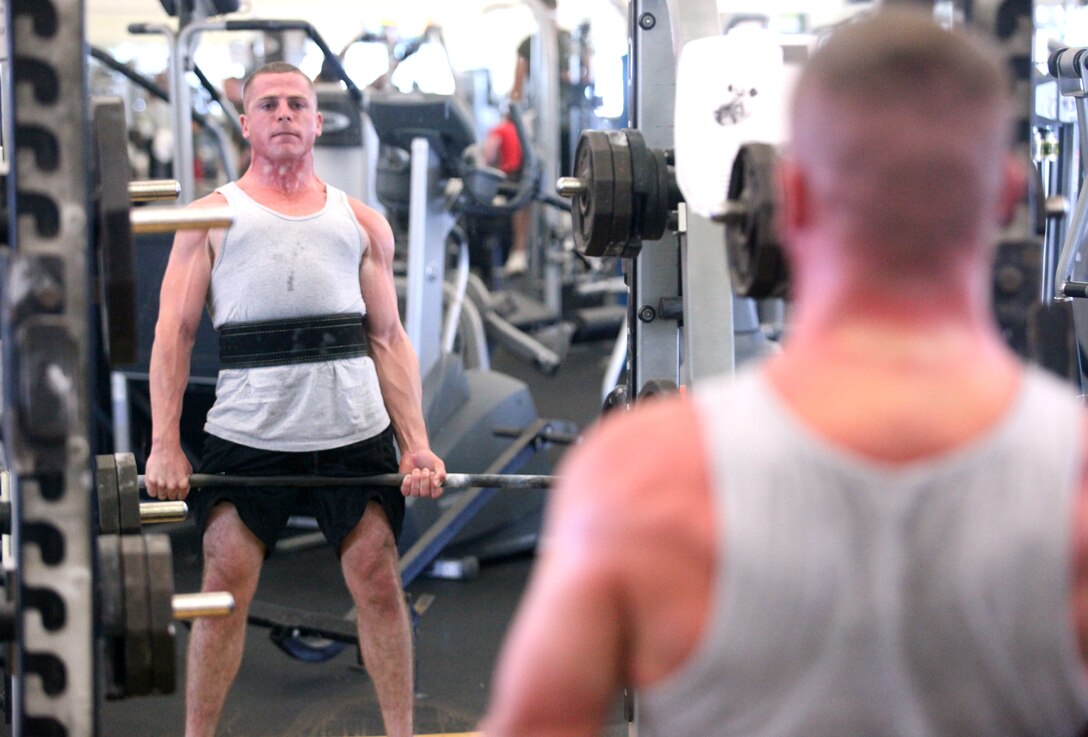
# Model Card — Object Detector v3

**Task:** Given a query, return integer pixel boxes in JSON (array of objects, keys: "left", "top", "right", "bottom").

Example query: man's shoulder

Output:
[
  {"left": 560, "top": 395, "right": 707, "bottom": 509},
  {"left": 189, "top": 189, "right": 229, "bottom": 209}
]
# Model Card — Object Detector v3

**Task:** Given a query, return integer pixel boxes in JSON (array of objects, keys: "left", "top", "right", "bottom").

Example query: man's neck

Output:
[
  {"left": 785, "top": 231, "right": 996, "bottom": 347},
  {"left": 764, "top": 253, "right": 1022, "bottom": 462},
  {"left": 241, "top": 153, "right": 320, "bottom": 196}
]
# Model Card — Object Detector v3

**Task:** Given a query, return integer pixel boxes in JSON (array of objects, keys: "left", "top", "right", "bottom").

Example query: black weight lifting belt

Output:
[{"left": 218, "top": 313, "right": 369, "bottom": 369}]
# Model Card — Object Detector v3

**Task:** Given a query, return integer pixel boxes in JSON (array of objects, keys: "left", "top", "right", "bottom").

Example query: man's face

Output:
[{"left": 240, "top": 72, "right": 323, "bottom": 161}]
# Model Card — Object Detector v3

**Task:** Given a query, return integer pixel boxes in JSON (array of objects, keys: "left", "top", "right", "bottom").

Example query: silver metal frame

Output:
[
  {"left": 405, "top": 137, "right": 457, "bottom": 380},
  {"left": 5, "top": 0, "right": 97, "bottom": 734},
  {"left": 626, "top": 0, "right": 729, "bottom": 399},
  {"left": 621, "top": 0, "right": 725, "bottom": 727}
]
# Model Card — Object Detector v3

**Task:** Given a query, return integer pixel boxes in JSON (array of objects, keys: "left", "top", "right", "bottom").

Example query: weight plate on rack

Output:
[
  {"left": 725, "top": 142, "right": 789, "bottom": 299},
  {"left": 144, "top": 534, "right": 177, "bottom": 695},
  {"left": 571, "top": 131, "right": 616, "bottom": 257},
  {"left": 96, "top": 454, "right": 120, "bottom": 536},
  {"left": 115, "top": 453, "right": 141, "bottom": 534},
  {"left": 120, "top": 534, "right": 153, "bottom": 696}
]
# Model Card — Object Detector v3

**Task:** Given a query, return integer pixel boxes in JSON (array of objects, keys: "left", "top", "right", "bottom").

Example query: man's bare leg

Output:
[
  {"left": 341, "top": 502, "right": 413, "bottom": 737},
  {"left": 185, "top": 504, "right": 265, "bottom": 737}
]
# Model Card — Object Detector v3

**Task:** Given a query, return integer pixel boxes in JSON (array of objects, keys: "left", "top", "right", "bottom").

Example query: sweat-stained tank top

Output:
[
  {"left": 637, "top": 365, "right": 1088, "bottom": 737},
  {"left": 203, "top": 182, "right": 390, "bottom": 451}
]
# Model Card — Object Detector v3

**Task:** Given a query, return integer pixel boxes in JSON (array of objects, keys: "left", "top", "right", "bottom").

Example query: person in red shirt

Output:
[{"left": 483, "top": 110, "right": 529, "bottom": 275}]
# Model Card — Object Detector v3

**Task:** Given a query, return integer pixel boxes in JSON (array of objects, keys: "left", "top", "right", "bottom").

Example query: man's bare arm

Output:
[
  {"left": 482, "top": 397, "right": 715, "bottom": 736},
  {"left": 354, "top": 199, "right": 445, "bottom": 496},
  {"left": 144, "top": 195, "right": 221, "bottom": 500},
  {"left": 479, "top": 403, "right": 677, "bottom": 736}
]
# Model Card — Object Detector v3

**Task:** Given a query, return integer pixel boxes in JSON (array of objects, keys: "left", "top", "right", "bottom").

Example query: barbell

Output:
[
  {"left": 557, "top": 127, "right": 791, "bottom": 299},
  {"left": 557, "top": 128, "right": 679, "bottom": 258},
  {"left": 1, "top": 463, "right": 228, "bottom": 698},
  {"left": 96, "top": 453, "right": 190, "bottom": 535},
  {"left": 139, "top": 470, "right": 557, "bottom": 491}
]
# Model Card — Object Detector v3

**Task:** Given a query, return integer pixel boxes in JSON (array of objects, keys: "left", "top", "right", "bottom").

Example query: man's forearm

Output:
[
  {"left": 370, "top": 334, "right": 430, "bottom": 453},
  {"left": 148, "top": 333, "right": 196, "bottom": 449}
]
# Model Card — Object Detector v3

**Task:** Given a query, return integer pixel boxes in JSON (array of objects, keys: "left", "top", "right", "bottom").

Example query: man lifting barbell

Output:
[
  {"left": 143, "top": 61, "right": 444, "bottom": 737},
  {"left": 483, "top": 10, "right": 1088, "bottom": 737}
]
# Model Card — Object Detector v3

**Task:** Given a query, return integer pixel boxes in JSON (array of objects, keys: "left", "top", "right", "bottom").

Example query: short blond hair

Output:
[
  {"left": 241, "top": 62, "right": 316, "bottom": 111},
  {"left": 791, "top": 9, "right": 1011, "bottom": 255}
]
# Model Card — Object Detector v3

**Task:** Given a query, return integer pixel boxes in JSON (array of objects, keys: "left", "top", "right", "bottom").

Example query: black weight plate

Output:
[
  {"left": 115, "top": 453, "right": 141, "bottom": 535},
  {"left": 572, "top": 131, "right": 615, "bottom": 257},
  {"left": 570, "top": 133, "right": 595, "bottom": 254},
  {"left": 584, "top": 131, "right": 616, "bottom": 256},
  {"left": 91, "top": 98, "right": 137, "bottom": 364},
  {"left": 725, "top": 142, "right": 788, "bottom": 298},
  {"left": 626, "top": 129, "right": 651, "bottom": 245},
  {"left": 645, "top": 149, "right": 671, "bottom": 245},
  {"left": 96, "top": 535, "right": 126, "bottom": 699},
  {"left": 606, "top": 130, "right": 634, "bottom": 257},
  {"left": 144, "top": 534, "right": 177, "bottom": 695},
  {"left": 95, "top": 454, "right": 120, "bottom": 536},
  {"left": 120, "top": 534, "right": 153, "bottom": 696}
]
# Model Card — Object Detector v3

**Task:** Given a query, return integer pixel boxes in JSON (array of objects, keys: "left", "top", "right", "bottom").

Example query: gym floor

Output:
[{"left": 96, "top": 337, "right": 627, "bottom": 737}]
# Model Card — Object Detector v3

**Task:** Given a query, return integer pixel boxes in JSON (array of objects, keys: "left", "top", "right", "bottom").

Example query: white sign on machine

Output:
[{"left": 674, "top": 27, "right": 796, "bottom": 219}]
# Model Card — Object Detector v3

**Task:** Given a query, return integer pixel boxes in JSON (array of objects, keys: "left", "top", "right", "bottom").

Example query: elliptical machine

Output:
[{"left": 366, "top": 91, "right": 565, "bottom": 564}]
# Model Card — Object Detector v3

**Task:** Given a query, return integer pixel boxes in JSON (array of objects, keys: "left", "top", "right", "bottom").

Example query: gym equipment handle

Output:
[
  {"left": 130, "top": 205, "right": 234, "bottom": 234},
  {"left": 138, "top": 472, "right": 557, "bottom": 491},
  {"left": 1062, "top": 280, "right": 1088, "bottom": 299},
  {"left": 138, "top": 501, "right": 189, "bottom": 525},
  {"left": 172, "top": 592, "right": 236, "bottom": 620},
  {"left": 129, "top": 179, "right": 181, "bottom": 203}
]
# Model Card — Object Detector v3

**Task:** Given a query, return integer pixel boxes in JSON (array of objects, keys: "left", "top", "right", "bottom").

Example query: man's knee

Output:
[
  {"left": 342, "top": 505, "right": 402, "bottom": 608},
  {"left": 202, "top": 503, "right": 264, "bottom": 598}
]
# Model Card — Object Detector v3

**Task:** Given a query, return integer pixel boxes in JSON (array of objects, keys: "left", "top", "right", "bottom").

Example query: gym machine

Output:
[
  {"left": 100, "top": 3, "right": 576, "bottom": 665},
  {"left": 1042, "top": 34, "right": 1088, "bottom": 390},
  {"left": 553, "top": 1, "right": 773, "bottom": 729},
  {"left": 366, "top": 90, "right": 572, "bottom": 564},
  {"left": 557, "top": 0, "right": 776, "bottom": 415},
  {"left": 545, "top": 0, "right": 1052, "bottom": 731},
  {"left": 0, "top": 1, "right": 238, "bottom": 734}
]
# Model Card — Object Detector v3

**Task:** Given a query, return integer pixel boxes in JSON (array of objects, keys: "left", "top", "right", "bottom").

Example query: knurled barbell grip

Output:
[
  {"left": 172, "top": 592, "right": 235, "bottom": 620},
  {"left": 138, "top": 472, "right": 556, "bottom": 490},
  {"left": 130, "top": 205, "right": 234, "bottom": 234}
]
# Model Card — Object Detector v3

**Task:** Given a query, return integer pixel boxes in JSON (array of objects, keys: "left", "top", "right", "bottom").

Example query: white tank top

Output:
[
  {"left": 203, "top": 182, "right": 390, "bottom": 451},
  {"left": 638, "top": 365, "right": 1088, "bottom": 737}
]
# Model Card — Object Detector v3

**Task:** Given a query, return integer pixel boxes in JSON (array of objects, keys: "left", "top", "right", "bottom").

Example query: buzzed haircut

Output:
[
  {"left": 790, "top": 9, "right": 1012, "bottom": 256},
  {"left": 241, "top": 61, "right": 316, "bottom": 110}
]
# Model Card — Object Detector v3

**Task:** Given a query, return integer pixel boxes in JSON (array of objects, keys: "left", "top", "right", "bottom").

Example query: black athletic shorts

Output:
[{"left": 191, "top": 426, "right": 403, "bottom": 557}]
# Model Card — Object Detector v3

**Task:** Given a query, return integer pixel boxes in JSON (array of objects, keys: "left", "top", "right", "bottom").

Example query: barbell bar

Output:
[
  {"left": 138, "top": 501, "right": 189, "bottom": 525},
  {"left": 138, "top": 472, "right": 557, "bottom": 491},
  {"left": 130, "top": 205, "right": 235, "bottom": 235},
  {"left": 128, "top": 179, "right": 181, "bottom": 202},
  {"left": 0, "top": 471, "right": 188, "bottom": 533},
  {"left": 557, "top": 176, "right": 588, "bottom": 198},
  {"left": 172, "top": 592, "right": 236, "bottom": 620},
  {"left": 0, "top": 499, "right": 186, "bottom": 534}
]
